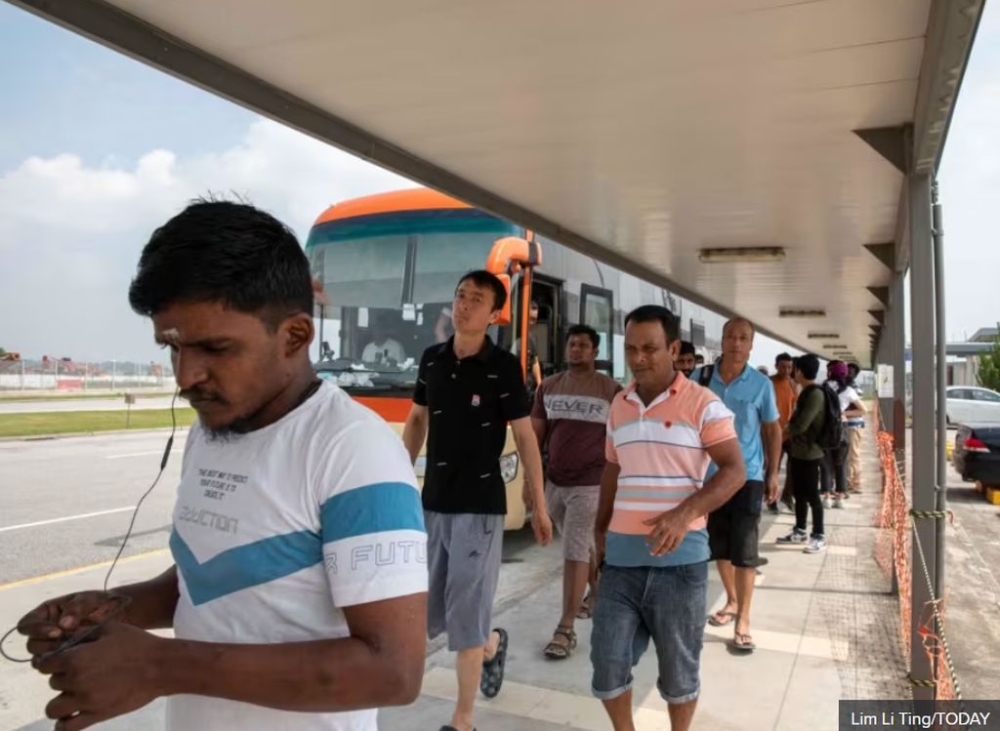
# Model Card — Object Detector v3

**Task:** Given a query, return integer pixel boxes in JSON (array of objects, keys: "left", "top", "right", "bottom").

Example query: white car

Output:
[{"left": 946, "top": 386, "right": 1000, "bottom": 425}]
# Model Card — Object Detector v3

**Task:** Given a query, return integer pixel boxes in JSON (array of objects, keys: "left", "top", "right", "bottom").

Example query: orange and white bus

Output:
[{"left": 306, "top": 188, "right": 724, "bottom": 528}]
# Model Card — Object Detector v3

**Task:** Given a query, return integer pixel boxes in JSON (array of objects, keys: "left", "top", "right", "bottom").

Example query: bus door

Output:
[
  {"left": 528, "top": 274, "right": 563, "bottom": 378},
  {"left": 486, "top": 235, "right": 542, "bottom": 383},
  {"left": 579, "top": 284, "right": 615, "bottom": 377}
]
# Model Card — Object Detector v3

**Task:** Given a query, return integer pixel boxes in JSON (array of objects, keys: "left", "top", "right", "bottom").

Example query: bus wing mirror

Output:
[
  {"left": 494, "top": 273, "right": 513, "bottom": 326},
  {"left": 486, "top": 236, "right": 540, "bottom": 328}
]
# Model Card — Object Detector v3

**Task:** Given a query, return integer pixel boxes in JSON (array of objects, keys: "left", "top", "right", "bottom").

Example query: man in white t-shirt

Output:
[
  {"left": 819, "top": 360, "right": 866, "bottom": 509},
  {"left": 362, "top": 336, "right": 406, "bottom": 365},
  {"left": 17, "top": 200, "right": 427, "bottom": 731},
  {"left": 362, "top": 314, "right": 406, "bottom": 364}
]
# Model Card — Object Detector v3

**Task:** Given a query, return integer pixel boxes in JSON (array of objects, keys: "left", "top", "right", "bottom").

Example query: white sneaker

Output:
[
  {"left": 832, "top": 497, "right": 844, "bottom": 509},
  {"left": 822, "top": 495, "right": 831, "bottom": 509},
  {"left": 777, "top": 530, "right": 808, "bottom": 544},
  {"left": 804, "top": 537, "right": 827, "bottom": 554}
]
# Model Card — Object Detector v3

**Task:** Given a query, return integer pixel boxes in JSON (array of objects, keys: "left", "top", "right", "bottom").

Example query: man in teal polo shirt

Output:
[{"left": 693, "top": 318, "right": 781, "bottom": 653}]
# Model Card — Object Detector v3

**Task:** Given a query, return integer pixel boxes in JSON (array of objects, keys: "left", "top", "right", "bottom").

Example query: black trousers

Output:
[
  {"left": 819, "top": 441, "right": 848, "bottom": 495},
  {"left": 789, "top": 456, "right": 823, "bottom": 538}
]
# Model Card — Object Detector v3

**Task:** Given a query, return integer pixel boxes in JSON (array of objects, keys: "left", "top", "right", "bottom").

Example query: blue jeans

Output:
[{"left": 590, "top": 562, "right": 708, "bottom": 705}]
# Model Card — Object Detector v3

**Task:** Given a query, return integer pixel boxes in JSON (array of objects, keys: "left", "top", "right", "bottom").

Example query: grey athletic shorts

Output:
[
  {"left": 545, "top": 481, "right": 600, "bottom": 563},
  {"left": 425, "top": 511, "right": 504, "bottom": 651}
]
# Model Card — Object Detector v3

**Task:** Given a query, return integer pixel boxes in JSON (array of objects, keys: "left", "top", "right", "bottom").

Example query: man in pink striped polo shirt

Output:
[{"left": 592, "top": 305, "right": 745, "bottom": 731}]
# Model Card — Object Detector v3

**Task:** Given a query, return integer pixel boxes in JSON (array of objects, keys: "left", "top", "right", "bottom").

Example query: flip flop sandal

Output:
[
  {"left": 480, "top": 627, "right": 508, "bottom": 698},
  {"left": 732, "top": 632, "right": 756, "bottom": 652},
  {"left": 707, "top": 610, "right": 737, "bottom": 627},
  {"left": 543, "top": 626, "right": 577, "bottom": 660}
]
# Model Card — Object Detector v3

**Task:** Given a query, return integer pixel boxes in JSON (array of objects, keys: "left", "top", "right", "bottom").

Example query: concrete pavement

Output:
[
  {"left": 1, "top": 551, "right": 176, "bottom": 731},
  {"left": 379, "top": 482, "right": 906, "bottom": 730}
]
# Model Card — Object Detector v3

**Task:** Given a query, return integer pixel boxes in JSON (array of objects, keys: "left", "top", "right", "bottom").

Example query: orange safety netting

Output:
[
  {"left": 918, "top": 599, "right": 958, "bottom": 701},
  {"left": 873, "top": 406, "right": 959, "bottom": 700},
  {"left": 875, "top": 427, "right": 913, "bottom": 657}
]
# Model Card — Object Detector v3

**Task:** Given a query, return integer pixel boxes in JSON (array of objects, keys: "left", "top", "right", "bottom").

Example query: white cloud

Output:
[
  {"left": 0, "top": 119, "right": 415, "bottom": 361},
  {"left": 938, "top": 79, "right": 1000, "bottom": 340}
]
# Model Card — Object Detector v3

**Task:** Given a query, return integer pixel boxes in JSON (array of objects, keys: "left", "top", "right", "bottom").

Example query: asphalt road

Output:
[
  {"left": 0, "top": 429, "right": 549, "bottom": 731},
  {"left": 0, "top": 431, "right": 184, "bottom": 584},
  {"left": 0, "top": 397, "right": 178, "bottom": 414}
]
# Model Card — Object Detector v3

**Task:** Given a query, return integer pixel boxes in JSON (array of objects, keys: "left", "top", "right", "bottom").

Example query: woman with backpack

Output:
[{"left": 820, "top": 361, "right": 867, "bottom": 509}]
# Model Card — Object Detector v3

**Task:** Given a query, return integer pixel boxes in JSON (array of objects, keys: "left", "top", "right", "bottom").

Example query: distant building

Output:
[
  {"left": 904, "top": 326, "right": 997, "bottom": 387},
  {"left": 970, "top": 327, "right": 998, "bottom": 344}
]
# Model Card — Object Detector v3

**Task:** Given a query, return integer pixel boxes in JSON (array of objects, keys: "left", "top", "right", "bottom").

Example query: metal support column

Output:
[
  {"left": 908, "top": 171, "right": 937, "bottom": 700},
  {"left": 890, "top": 273, "right": 907, "bottom": 474},
  {"left": 878, "top": 272, "right": 906, "bottom": 598},
  {"left": 932, "top": 180, "right": 948, "bottom": 615}
]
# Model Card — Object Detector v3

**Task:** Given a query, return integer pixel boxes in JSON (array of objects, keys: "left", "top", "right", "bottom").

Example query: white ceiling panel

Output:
[{"left": 10, "top": 0, "right": 984, "bottom": 364}]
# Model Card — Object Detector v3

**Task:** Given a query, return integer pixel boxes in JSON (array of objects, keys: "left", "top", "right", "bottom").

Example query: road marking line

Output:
[
  {"left": 0, "top": 549, "right": 171, "bottom": 592},
  {"left": 105, "top": 450, "right": 173, "bottom": 460},
  {"left": 0, "top": 507, "right": 135, "bottom": 534}
]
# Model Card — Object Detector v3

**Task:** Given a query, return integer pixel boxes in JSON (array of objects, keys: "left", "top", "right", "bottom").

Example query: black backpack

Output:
[
  {"left": 802, "top": 383, "right": 844, "bottom": 450},
  {"left": 697, "top": 364, "right": 714, "bottom": 387}
]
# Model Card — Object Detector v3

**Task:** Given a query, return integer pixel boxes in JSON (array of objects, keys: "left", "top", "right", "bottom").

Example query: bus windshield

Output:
[{"left": 306, "top": 209, "right": 520, "bottom": 393}]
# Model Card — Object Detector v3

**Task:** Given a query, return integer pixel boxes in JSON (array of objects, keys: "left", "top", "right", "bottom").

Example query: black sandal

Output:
[
  {"left": 480, "top": 627, "right": 508, "bottom": 698},
  {"left": 543, "top": 625, "right": 577, "bottom": 659}
]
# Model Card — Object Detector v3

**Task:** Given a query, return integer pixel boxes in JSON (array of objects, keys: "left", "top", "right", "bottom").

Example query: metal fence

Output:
[{"left": 0, "top": 358, "right": 171, "bottom": 392}]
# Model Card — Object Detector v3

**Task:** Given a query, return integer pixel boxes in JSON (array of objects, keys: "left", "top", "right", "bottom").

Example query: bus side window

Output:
[{"left": 580, "top": 285, "right": 614, "bottom": 373}]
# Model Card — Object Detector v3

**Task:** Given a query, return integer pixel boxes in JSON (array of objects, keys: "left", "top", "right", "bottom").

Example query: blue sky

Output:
[
  {"left": 0, "top": 7, "right": 253, "bottom": 172},
  {"left": 0, "top": 2, "right": 998, "bottom": 365}
]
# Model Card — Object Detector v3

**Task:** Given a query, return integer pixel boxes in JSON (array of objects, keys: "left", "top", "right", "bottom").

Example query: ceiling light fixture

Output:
[
  {"left": 698, "top": 247, "right": 786, "bottom": 264},
  {"left": 808, "top": 332, "right": 841, "bottom": 340},
  {"left": 779, "top": 307, "right": 826, "bottom": 318}
]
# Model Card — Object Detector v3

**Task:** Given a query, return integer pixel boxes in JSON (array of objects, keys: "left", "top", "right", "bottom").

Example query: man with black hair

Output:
[
  {"left": 531, "top": 324, "right": 621, "bottom": 659},
  {"left": 403, "top": 270, "right": 552, "bottom": 731},
  {"left": 777, "top": 354, "right": 827, "bottom": 553},
  {"left": 768, "top": 352, "right": 798, "bottom": 514},
  {"left": 17, "top": 200, "right": 429, "bottom": 731},
  {"left": 846, "top": 362, "right": 861, "bottom": 388},
  {"left": 675, "top": 340, "right": 697, "bottom": 377},
  {"left": 592, "top": 304, "right": 744, "bottom": 731},
  {"left": 361, "top": 310, "right": 405, "bottom": 364}
]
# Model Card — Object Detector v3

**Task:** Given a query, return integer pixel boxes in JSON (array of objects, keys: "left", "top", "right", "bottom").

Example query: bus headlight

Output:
[{"left": 500, "top": 453, "right": 519, "bottom": 483}]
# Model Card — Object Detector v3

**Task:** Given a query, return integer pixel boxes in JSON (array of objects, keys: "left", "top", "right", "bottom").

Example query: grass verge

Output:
[
  {"left": 0, "top": 408, "right": 195, "bottom": 438},
  {"left": 0, "top": 391, "right": 172, "bottom": 403}
]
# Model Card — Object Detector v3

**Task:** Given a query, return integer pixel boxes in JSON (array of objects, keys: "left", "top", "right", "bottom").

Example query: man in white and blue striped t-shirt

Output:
[{"left": 18, "top": 201, "right": 428, "bottom": 731}]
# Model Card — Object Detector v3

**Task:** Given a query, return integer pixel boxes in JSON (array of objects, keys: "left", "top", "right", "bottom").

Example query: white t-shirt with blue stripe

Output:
[{"left": 167, "top": 381, "right": 427, "bottom": 731}]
